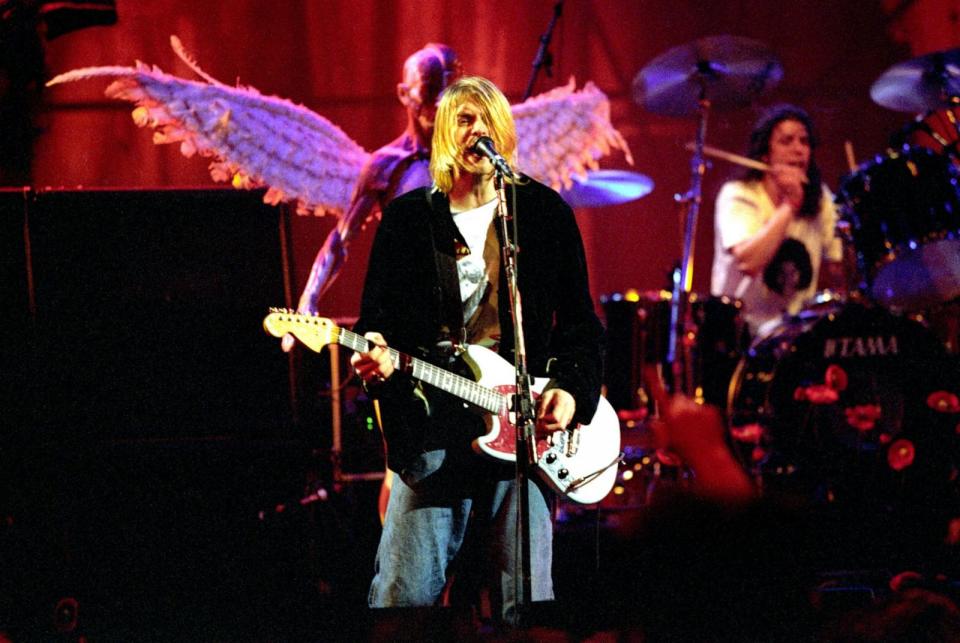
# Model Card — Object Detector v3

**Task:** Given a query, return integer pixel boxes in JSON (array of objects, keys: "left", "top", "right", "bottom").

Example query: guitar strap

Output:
[{"left": 424, "top": 187, "right": 467, "bottom": 359}]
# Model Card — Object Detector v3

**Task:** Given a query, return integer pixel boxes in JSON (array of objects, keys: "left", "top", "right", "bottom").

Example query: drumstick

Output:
[
  {"left": 685, "top": 142, "right": 771, "bottom": 172},
  {"left": 844, "top": 140, "right": 858, "bottom": 172},
  {"left": 684, "top": 142, "right": 808, "bottom": 183}
]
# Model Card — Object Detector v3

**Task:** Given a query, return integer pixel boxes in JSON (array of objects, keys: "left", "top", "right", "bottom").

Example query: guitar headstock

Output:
[{"left": 262, "top": 308, "right": 338, "bottom": 353}]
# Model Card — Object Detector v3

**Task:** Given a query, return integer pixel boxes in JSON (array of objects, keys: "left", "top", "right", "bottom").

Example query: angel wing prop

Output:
[
  {"left": 514, "top": 77, "right": 633, "bottom": 189},
  {"left": 47, "top": 36, "right": 631, "bottom": 217},
  {"left": 46, "top": 37, "right": 368, "bottom": 217}
]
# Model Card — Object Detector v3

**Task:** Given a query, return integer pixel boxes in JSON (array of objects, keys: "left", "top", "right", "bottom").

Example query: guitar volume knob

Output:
[
  {"left": 545, "top": 453, "right": 557, "bottom": 464},
  {"left": 557, "top": 468, "right": 569, "bottom": 479}
]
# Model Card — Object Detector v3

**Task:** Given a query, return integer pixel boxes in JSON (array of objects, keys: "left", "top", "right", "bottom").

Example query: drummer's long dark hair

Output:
[{"left": 745, "top": 104, "right": 823, "bottom": 218}]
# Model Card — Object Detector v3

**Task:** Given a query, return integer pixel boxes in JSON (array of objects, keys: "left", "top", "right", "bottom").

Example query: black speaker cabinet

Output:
[
  {"left": 1, "top": 189, "right": 32, "bottom": 431},
  {"left": 10, "top": 188, "right": 295, "bottom": 441}
]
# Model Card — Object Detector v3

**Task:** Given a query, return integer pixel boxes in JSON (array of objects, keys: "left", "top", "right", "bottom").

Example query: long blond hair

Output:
[{"left": 429, "top": 76, "right": 518, "bottom": 194}]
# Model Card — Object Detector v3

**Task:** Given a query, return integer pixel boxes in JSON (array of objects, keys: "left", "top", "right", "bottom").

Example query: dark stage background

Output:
[{"left": 4, "top": 0, "right": 960, "bottom": 638}]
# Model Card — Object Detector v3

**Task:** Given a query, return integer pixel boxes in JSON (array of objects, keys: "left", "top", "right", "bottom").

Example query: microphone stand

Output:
[
  {"left": 493, "top": 170, "right": 536, "bottom": 625},
  {"left": 667, "top": 80, "right": 711, "bottom": 394},
  {"left": 522, "top": 0, "right": 564, "bottom": 101}
]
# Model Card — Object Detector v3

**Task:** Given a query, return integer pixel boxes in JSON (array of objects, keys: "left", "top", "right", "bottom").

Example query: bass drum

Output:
[{"left": 728, "top": 301, "right": 959, "bottom": 565}]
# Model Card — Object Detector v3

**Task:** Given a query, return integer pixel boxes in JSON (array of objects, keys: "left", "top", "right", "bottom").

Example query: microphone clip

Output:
[{"left": 471, "top": 136, "right": 515, "bottom": 178}]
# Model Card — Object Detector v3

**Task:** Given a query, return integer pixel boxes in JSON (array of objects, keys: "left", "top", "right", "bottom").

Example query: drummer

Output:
[{"left": 710, "top": 104, "right": 845, "bottom": 338}]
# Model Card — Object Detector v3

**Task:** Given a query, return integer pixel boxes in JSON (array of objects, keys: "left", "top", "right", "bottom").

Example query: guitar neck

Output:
[{"left": 336, "top": 327, "right": 504, "bottom": 414}]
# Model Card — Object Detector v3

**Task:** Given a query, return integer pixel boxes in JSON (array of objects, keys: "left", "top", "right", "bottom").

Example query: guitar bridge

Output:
[{"left": 565, "top": 427, "right": 580, "bottom": 457}]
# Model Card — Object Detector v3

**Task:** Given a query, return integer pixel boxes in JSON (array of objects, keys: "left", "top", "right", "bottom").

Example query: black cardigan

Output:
[{"left": 354, "top": 177, "right": 604, "bottom": 474}]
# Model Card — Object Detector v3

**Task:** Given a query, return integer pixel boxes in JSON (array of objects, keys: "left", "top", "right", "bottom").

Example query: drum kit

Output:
[{"left": 599, "top": 37, "right": 960, "bottom": 556}]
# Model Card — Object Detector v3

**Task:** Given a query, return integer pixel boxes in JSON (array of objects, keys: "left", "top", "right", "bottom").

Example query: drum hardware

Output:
[
  {"left": 870, "top": 47, "right": 960, "bottom": 115},
  {"left": 559, "top": 169, "right": 654, "bottom": 209},
  {"left": 835, "top": 145, "right": 960, "bottom": 311},
  {"left": 829, "top": 45, "right": 960, "bottom": 370},
  {"left": 633, "top": 35, "right": 782, "bottom": 395},
  {"left": 632, "top": 35, "right": 784, "bottom": 117},
  {"left": 896, "top": 105, "right": 960, "bottom": 158}
]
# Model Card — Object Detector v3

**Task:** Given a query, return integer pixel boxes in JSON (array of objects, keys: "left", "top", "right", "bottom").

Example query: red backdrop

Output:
[{"left": 34, "top": 0, "right": 949, "bottom": 319}]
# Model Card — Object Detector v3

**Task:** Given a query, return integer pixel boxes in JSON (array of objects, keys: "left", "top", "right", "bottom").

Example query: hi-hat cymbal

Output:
[
  {"left": 560, "top": 170, "right": 653, "bottom": 208},
  {"left": 633, "top": 35, "right": 783, "bottom": 116},
  {"left": 871, "top": 48, "right": 960, "bottom": 113}
]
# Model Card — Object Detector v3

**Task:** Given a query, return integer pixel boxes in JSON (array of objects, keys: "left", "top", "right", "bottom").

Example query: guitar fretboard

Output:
[{"left": 338, "top": 328, "right": 505, "bottom": 414}]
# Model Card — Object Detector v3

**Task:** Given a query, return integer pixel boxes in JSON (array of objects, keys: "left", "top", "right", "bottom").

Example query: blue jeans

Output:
[{"left": 368, "top": 450, "right": 554, "bottom": 622}]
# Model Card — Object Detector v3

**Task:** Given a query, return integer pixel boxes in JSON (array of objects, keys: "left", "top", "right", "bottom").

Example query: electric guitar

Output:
[{"left": 263, "top": 310, "right": 621, "bottom": 504}]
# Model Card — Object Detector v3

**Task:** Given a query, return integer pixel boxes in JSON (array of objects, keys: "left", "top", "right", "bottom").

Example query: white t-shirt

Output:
[
  {"left": 452, "top": 198, "right": 500, "bottom": 347},
  {"left": 711, "top": 179, "right": 843, "bottom": 337}
]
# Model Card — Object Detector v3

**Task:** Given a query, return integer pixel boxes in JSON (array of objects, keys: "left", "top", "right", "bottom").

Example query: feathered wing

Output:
[
  {"left": 46, "top": 39, "right": 630, "bottom": 214},
  {"left": 512, "top": 77, "right": 633, "bottom": 190},
  {"left": 46, "top": 39, "right": 369, "bottom": 217}
]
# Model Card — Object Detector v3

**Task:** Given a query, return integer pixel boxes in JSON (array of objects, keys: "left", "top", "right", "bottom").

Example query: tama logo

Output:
[{"left": 824, "top": 335, "right": 899, "bottom": 358}]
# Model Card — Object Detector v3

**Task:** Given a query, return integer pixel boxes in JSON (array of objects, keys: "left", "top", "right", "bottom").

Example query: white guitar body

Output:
[{"left": 461, "top": 345, "right": 621, "bottom": 505}]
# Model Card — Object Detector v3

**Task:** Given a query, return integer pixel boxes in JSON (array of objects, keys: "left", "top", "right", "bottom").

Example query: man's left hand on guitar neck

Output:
[{"left": 351, "top": 331, "right": 395, "bottom": 384}]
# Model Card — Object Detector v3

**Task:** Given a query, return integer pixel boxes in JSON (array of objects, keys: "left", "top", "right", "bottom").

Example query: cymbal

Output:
[
  {"left": 871, "top": 48, "right": 960, "bottom": 113},
  {"left": 633, "top": 35, "right": 783, "bottom": 116},
  {"left": 560, "top": 169, "right": 653, "bottom": 208}
]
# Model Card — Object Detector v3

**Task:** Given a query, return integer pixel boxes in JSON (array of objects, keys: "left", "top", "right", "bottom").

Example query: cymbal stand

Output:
[
  {"left": 667, "top": 85, "right": 711, "bottom": 394},
  {"left": 522, "top": 0, "right": 564, "bottom": 101}
]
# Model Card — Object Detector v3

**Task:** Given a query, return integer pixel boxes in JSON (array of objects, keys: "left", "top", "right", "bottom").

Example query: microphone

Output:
[{"left": 470, "top": 136, "right": 515, "bottom": 178}]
